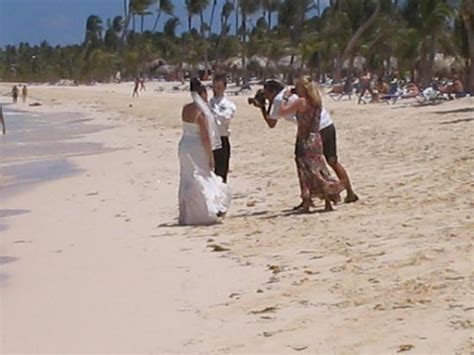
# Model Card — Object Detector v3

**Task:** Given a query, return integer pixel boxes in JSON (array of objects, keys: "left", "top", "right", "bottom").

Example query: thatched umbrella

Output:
[
  {"left": 225, "top": 57, "right": 244, "bottom": 70},
  {"left": 154, "top": 64, "right": 176, "bottom": 75}
]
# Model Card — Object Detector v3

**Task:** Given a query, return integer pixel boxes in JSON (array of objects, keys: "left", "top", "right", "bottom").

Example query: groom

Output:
[{"left": 210, "top": 73, "right": 237, "bottom": 183}]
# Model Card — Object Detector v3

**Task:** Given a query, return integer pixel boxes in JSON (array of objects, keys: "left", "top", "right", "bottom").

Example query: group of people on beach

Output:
[
  {"left": 330, "top": 69, "right": 466, "bottom": 104},
  {"left": 177, "top": 74, "right": 358, "bottom": 226}
]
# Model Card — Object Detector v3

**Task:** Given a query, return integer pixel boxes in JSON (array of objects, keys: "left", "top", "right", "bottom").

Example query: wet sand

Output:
[{"left": 0, "top": 82, "right": 473, "bottom": 354}]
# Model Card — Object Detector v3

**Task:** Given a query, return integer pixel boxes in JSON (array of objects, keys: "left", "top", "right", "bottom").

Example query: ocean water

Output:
[{"left": 0, "top": 104, "right": 113, "bottom": 200}]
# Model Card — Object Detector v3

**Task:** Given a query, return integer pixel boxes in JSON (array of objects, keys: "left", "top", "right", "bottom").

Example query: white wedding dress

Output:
[{"left": 178, "top": 121, "right": 231, "bottom": 225}]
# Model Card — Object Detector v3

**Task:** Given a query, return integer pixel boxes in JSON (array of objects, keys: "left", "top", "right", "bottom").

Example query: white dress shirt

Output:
[{"left": 210, "top": 96, "right": 236, "bottom": 137}]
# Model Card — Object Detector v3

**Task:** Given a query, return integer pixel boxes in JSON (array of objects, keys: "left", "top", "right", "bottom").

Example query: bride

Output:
[{"left": 178, "top": 78, "right": 231, "bottom": 225}]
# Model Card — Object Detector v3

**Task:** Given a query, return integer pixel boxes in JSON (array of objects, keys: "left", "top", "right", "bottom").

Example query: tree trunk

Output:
[
  {"left": 234, "top": 0, "right": 239, "bottom": 36},
  {"left": 200, "top": 12, "right": 205, "bottom": 35},
  {"left": 201, "top": 11, "right": 209, "bottom": 78},
  {"left": 422, "top": 33, "right": 437, "bottom": 88},
  {"left": 339, "top": 0, "right": 381, "bottom": 68},
  {"left": 132, "top": 15, "right": 136, "bottom": 32},
  {"left": 347, "top": 53, "right": 355, "bottom": 81},
  {"left": 462, "top": 13, "right": 474, "bottom": 92},
  {"left": 152, "top": 11, "right": 162, "bottom": 32},
  {"left": 121, "top": 11, "right": 133, "bottom": 41},
  {"left": 385, "top": 49, "right": 391, "bottom": 78},
  {"left": 140, "top": 15, "right": 144, "bottom": 33},
  {"left": 241, "top": 13, "right": 248, "bottom": 85},
  {"left": 123, "top": 0, "right": 128, "bottom": 19},
  {"left": 209, "top": 0, "right": 217, "bottom": 37},
  {"left": 188, "top": 15, "right": 192, "bottom": 32},
  {"left": 267, "top": 10, "right": 272, "bottom": 30},
  {"left": 334, "top": 54, "right": 342, "bottom": 81}
]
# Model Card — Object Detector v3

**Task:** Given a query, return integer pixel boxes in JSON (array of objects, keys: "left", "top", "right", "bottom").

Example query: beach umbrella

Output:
[
  {"left": 249, "top": 55, "right": 268, "bottom": 69},
  {"left": 224, "top": 57, "right": 244, "bottom": 70}
]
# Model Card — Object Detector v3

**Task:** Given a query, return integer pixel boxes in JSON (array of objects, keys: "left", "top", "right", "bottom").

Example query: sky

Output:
[{"left": 0, "top": 0, "right": 330, "bottom": 48}]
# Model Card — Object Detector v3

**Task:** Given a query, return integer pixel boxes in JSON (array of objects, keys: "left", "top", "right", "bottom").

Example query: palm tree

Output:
[
  {"left": 326, "top": 0, "right": 382, "bottom": 80},
  {"left": 105, "top": 17, "right": 123, "bottom": 50},
  {"left": 215, "top": 1, "right": 235, "bottom": 63},
  {"left": 152, "top": 0, "right": 174, "bottom": 32},
  {"left": 134, "top": 0, "right": 154, "bottom": 33},
  {"left": 122, "top": 0, "right": 153, "bottom": 36},
  {"left": 239, "top": 0, "right": 261, "bottom": 42},
  {"left": 262, "top": 0, "right": 281, "bottom": 30},
  {"left": 402, "top": 0, "right": 454, "bottom": 86},
  {"left": 220, "top": 1, "right": 234, "bottom": 36},
  {"left": 163, "top": 17, "right": 180, "bottom": 37},
  {"left": 85, "top": 15, "right": 104, "bottom": 46},
  {"left": 239, "top": 0, "right": 262, "bottom": 83},
  {"left": 185, "top": 0, "right": 210, "bottom": 33}
]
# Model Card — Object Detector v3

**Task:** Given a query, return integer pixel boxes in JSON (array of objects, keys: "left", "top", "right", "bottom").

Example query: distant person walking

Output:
[
  {"left": 12, "top": 85, "right": 19, "bottom": 104},
  {"left": 358, "top": 69, "right": 374, "bottom": 104},
  {"left": 22, "top": 85, "right": 28, "bottom": 103},
  {"left": 140, "top": 78, "right": 146, "bottom": 92},
  {"left": 132, "top": 78, "right": 140, "bottom": 97}
]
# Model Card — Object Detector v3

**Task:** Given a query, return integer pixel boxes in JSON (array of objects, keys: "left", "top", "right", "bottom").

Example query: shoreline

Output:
[{"left": 0, "top": 82, "right": 472, "bottom": 353}]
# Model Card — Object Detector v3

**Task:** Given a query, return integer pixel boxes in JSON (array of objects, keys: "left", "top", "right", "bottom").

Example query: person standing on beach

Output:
[
  {"left": 0, "top": 105, "right": 6, "bottom": 135},
  {"left": 278, "top": 76, "right": 344, "bottom": 212},
  {"left": 140, "top": 77, "right": 146, "bottom": 92},
  {"left": 358, "top": 69, "right": 374, "bottom": 104},
  {"left": 132, "top": 78, "right": 140, "bottom": 97},
  {"left": 253, "top": 79, "right": 358, "bottom": 206},
  {"left": 22, "top": 85, "right": 28, "bottom": 103},
  {"left": 209, "top": 73, "right": 236, "bottom": 183},
  {"left": 12, "top": 85, "right": 19, "bottom": 104}
]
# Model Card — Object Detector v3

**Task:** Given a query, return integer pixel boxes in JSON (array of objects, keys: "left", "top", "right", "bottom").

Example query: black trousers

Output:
[{"left": 213, "top": 136, "right": 230, "bottom": 183}]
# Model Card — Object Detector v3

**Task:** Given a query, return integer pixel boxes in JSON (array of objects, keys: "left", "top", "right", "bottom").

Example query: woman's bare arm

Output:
[{"left": 279, "top": 96, "right": 304, "bottom": 117}]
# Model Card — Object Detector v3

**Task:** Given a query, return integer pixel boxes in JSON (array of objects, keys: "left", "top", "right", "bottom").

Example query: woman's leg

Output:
[{"left": 296, "top": 156, "right": 313, "bottom": 212}]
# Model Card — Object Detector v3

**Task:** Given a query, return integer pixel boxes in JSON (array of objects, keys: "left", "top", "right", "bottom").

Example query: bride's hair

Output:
[{"left": 190, "top": 78, "right": 206, "bottom": 95}]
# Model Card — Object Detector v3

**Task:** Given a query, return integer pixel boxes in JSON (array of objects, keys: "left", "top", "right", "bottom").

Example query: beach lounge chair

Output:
[
  {"left": 380, "top": 83, "right": 403, "bottom": 104},
  {"left": 415, "top": 87, "right": 446, "bottom": 105},
  {"left": 328, "top": 82, "right": 353, "bottom": 101}
]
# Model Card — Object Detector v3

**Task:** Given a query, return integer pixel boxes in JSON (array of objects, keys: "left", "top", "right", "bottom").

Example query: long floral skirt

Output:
[{"left": 295, "top": 132, "right": 343, "bottom": 202}]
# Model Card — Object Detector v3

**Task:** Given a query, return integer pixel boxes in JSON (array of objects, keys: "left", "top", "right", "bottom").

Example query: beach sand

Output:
[{"left": 0, "top": 81, "right": 473, "bottom": 354}]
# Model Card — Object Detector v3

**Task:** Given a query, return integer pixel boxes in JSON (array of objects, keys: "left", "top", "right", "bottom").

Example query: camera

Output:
[{"left": 247, "top": 89, "right": 266, "bottom": 106}]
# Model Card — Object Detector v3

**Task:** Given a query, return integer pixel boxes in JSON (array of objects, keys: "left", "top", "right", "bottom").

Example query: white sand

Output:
[{"left": 0, "top": 81, "right": 473, "bottom": 354}]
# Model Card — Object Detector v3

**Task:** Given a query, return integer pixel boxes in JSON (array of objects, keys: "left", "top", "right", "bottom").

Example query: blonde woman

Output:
[{"left": 279, "top": 76, "right": 344, "bottom": 212}]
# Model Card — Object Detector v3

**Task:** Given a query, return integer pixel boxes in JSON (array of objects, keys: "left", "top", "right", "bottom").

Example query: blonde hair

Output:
[{"left": 295, "top": 76, "right": 322, "bottom": 107}]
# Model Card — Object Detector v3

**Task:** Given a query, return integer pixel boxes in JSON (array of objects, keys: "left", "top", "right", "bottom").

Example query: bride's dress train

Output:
[{"left": 178, "top": 122, "right": 231, "bottom": 225}]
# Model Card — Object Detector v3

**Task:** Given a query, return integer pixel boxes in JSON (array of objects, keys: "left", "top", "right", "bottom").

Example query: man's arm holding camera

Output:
[{"left": 253, "top": 100, "right": 278, "bottom": 128}]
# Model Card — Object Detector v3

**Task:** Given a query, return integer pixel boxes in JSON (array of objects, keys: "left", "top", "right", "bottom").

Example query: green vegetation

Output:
[{"left": 0, "top": 0, "right": 472, "bottom": 91}]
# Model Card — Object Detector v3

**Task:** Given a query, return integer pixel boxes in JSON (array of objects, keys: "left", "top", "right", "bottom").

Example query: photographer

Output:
[
  {"left": 250, "top": 80, "right": 298, "bottom": 128},
  {"left": 250, "top": 79, "right": 358, "bottom": 205}
]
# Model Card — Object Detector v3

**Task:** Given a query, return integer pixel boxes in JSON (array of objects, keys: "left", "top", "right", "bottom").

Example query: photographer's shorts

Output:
[{"left": 320, "top": 124, "right": 338, "bottom": 163}]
